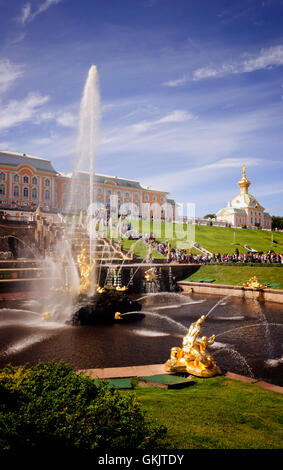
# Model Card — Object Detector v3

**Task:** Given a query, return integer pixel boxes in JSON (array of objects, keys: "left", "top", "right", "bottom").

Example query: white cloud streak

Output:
[
  {"left": 144, "top": 157, "right": 264, "bottom": 193},
  {"left": 193, "top": 45, "right": 283, "bottom": 80},
  {"left": 164, "top": 44, "right": 283, "bottom": 86},
  {"left": 0, "top": 59, "right": 24, "bottom": 95},
  {"left": 19, "top": 0, "right": 62, "bottom": 24},
  {"left": 129, "top": 109, "right": 195, "bottom": 134},
  {"left": 0, "top": 93, "right": 50, "bottom": 131}
]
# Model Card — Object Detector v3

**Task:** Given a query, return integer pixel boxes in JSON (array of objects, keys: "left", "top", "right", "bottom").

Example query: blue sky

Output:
[{"left": 1, "top": 0, "right": 283, "bottom": 216}]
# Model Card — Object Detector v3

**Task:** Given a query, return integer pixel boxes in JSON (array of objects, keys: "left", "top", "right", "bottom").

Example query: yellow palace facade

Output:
[{"left": 0, "top": 151, "right": 176, "bottom": 220}]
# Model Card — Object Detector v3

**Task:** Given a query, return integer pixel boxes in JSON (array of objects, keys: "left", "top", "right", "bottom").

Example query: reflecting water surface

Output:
[{"left": 0, "top": 293, "right": 282, "bottom": 386}]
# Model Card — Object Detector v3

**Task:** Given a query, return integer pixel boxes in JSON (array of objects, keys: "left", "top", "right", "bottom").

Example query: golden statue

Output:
[
  {"left": 116, "top": 285, "right": 128, "bottom": 291},
  {"left": 114, "top": 312, "right": 122, "bottom": 320},
  {"left": 144, "top": 267, "right": 158, "bottom": 282},
  {"left": 96, "top": 285, "right": 106, "bottom": 294},
  {"left": 42, "top": 311, "right": 51, "bottom": 321},
  {"left": 165, "top": 315, "right": 221, "bottom": 377},
  {"left": 243, "top": 276, "right": 266, "bottom": 290},
  {"left": 77, "top": 242, "right": 95, "bottom": 293}
]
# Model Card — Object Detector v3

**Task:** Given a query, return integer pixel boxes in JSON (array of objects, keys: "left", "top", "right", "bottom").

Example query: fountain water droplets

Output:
[
  {"left": 144, "top": 311, "right": 188, "bottom": 334},
  {"left": 43, "top": 65, "right": 101, "bottom": 317},
  {"left": 213, "top": 346, "right": 254, "bottom": 378},
  {"left": 205, "top": 294, "right": 231, "bottom": 318}
]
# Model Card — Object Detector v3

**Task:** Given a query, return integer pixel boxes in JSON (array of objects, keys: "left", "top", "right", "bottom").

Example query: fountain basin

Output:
[
  {"left": 0, "top": 293, "right": 282, "bottom": 387},
  {"left": 71, "top": 290, "right": 142, "bottom": 326}
]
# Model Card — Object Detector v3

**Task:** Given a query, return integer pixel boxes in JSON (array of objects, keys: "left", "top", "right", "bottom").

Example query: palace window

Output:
[
  {"left": 153, "top": 196, "right": 157, "bottom": 202},
  {"left": 45, "top": 178, "right": 50, "bottom": 187},
  {"left": 107, "top": 190, "right": 111, "bottom": 195},
  {"left": 32, "top": 188, "right": 37, "bottom": 199},
  {"left": 14, "top": 174, "right": 19, "bottom": 183},
  {"left": 144, "top": 194, "right": 149, "bottom": 201},
  {"left": 23, "top": 175, "right": 29, "bottom": 184},
  {"left": 45, "top": 189, "right": 50, "bottom": 200},
  {"left": 13, "top": 186, "right": 19, "bottom": 197},
  {"left": 0, "top": 172, "right": 5, "bottom": 181},
  {"left": 0, "top": 184, "right": 5, "bottom": 195},
  {"left": 125, "top": 192, "right": 129, "bottom": 199},
  {"left": 32, "top": 176, "right": 38, "bottom": 185},
  {"left": 23, "top": 187, "right": 29, "bottom": 198}
]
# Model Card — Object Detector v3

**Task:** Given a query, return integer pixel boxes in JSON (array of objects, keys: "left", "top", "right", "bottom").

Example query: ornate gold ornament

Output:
[
  {"left": 243, "top": 276, "right": 267, "bottom": 290},
  {"left": 77, "top": 242, "right": 95, "bottom": 293},
  {"left": 165, "top": 315, "right": 221, "bottom": 377},
  {"left": 144, "top": 267, "right": 158, "bottom": 282}
]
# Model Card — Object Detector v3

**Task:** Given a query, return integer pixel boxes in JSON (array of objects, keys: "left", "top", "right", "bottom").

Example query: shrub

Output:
[{"left": 0, "top": 361, "right": 166, "bottom": 452}]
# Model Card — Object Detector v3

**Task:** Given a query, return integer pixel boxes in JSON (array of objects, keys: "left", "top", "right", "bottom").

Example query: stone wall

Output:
[{"left": 178, "top": 281, "right": 283, "bottom": 304}]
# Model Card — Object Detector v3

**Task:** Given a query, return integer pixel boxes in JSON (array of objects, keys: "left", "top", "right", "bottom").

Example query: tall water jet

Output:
[{"left": 74, "top": 65, "right": 101, "bottom": 292}]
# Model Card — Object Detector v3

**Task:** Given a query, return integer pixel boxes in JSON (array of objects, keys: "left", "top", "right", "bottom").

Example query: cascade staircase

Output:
[
  {"left": 69, "top": 227, "right": 126, "bottom": 264},
  {"left": 192, "top": 242, "right": 213, "bottom": 256}
]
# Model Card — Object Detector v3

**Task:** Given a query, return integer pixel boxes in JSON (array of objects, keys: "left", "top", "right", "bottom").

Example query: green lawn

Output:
[
  {"left": 182, "top": 265, "right": 283, "bottom": 289},
  {"left": 122, "top": 376, "right": 283, "bottom": 449},
  {"left": 124, "top": 220, "right": 283, "bottom": 255},
  {"left": 122, "top": 238, "right": 166, "bottom": 259}
]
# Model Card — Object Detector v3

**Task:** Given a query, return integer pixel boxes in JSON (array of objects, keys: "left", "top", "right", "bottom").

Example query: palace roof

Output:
[{"left": 0, "top": 151, "right": 57, "bottom": 174}]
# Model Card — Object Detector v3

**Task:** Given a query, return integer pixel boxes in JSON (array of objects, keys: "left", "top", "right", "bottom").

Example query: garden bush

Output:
[{"left": 0, "top": 361, "right": 166, "bottom": 452}]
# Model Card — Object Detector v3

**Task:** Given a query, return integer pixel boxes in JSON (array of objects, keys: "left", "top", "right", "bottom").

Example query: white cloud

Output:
[
  {"left": 0, "top": 59, "right": 24, "bottom": 95},
  {"left": 242, "top": 45, "right": 283, "bottom": 72},
  {"left": 0, "top": 92, "right": 50, "bottom": 131},
  {"left": 35, "top": 109, "right": 77, "bottom": 128},
  {"left": 56, "top": 111, "right": 76, "bottom": 128},
  {"left": 192, "top": 45, "right": 283, "bottom": 81},
  {"left": 157, "top": 109, "right": 194, "bottom": 123},
  {"left": 164, "top": 44, "right": 283, "bottom": 86},
  {"left": 162, "top": 76, "right": 188, "bottom": 87},
  {"left": 130, "top": 109, "right": 194, "bottom": 134},
  {"left": 145, "top": 157, "right": 264, "bottom": 193},
  {"left": 19, "top": 3, "right": 32, "bottom": 24},
  {"left": 36, "top": 0, "right": 62, "bottom": 16},
  {"left": 19, "top": 0, "right": 62, "bottom": 24}
]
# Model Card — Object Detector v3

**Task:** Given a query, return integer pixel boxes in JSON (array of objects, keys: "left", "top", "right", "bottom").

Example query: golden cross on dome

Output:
[{"left": 242, "top": 165, "right": 246, "bottom": 178}]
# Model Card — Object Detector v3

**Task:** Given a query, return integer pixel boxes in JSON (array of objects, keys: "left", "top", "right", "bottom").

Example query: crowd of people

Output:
[
  {"left": 142, "top": 237, "right": 283, "bottom": 265},
  {"left": 0, "top": 200, "right": 56, "bottom": 213}
]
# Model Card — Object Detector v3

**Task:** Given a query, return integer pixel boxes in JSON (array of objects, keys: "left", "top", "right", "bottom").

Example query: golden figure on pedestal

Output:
[
  {"left": 144, "top": 267, "right": 158, "bottom": 282},
  {"left": 165, "top": 315, "right": 221, "bottom": 377},
  {"left": 77, "top": 242, "right": 95, "bottom": 293},
  {"left": 243, "top": 276, "right": 266, "bottom": 290}
]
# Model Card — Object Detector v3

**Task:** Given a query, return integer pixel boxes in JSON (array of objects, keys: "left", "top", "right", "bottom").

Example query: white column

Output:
[
  {"left": 9, "top": 172, "right": 12, "bottom": 200},
  {"left": 39, "top": 177, "right": 42, "bottom": 204}
]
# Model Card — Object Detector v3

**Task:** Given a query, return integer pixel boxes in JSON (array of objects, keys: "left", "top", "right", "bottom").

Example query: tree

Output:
[
  {"left": 272, "top": 216, "right": 283, "bottom": 231},
  {"left": 203, "top": 214, "right": 216, "bottom": 219},
  {"left": 0, "top": 361, "right": 166, "bottom": 451}
]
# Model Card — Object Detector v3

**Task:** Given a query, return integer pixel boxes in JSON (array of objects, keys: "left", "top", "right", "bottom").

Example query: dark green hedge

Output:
[
  {"left": 216, "top": 263, "right": 283, "bottom": 267},
  {"left": 0, "top": 361, "right": 166, "bottom": 452}
]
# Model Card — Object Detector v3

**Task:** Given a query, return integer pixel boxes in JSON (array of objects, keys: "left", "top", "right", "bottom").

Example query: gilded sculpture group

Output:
[{"left": 166, "top": 315, "right": 221, "bottom": 377}]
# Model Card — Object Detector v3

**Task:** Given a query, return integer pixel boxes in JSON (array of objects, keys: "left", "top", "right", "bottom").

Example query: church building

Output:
[{"left": 216, "top": 166, "right": 272, "bottom": 229}]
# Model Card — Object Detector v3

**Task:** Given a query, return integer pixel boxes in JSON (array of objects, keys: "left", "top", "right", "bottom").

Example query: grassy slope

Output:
[
  {"left": 126, "top": 220, "right": 283, "bottom": 254},
  {"left": 123, "top": 377, "right": 283, "bottom": 449},
  {"left": 183, "top": 265, "right": 283, "bottom": 289}
]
